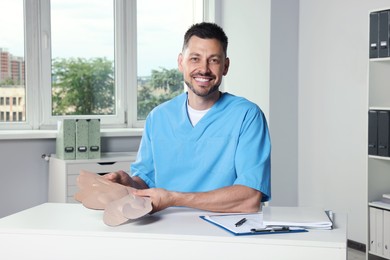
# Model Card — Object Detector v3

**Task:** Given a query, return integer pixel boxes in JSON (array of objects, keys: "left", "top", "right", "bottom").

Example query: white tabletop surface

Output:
[{"left": 0, "top": 203, "right": 346, "bottom": 247}]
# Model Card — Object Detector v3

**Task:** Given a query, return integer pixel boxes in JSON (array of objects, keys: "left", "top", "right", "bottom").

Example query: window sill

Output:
[{"left": 0, "top": 128, "right": 143, "bottom": 140}]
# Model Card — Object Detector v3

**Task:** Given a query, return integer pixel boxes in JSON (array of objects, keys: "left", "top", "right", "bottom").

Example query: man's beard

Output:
[{"left": 185, "top": 80, "right": 220, "bottom": 98}]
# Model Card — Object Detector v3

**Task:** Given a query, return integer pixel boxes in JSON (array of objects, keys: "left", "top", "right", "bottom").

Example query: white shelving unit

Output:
[
  {"left": 367, "top": 21, "right": 390, "bottom": 259},
  {"left": 48, "top": 152, "right": 137, "bottom": 203}
]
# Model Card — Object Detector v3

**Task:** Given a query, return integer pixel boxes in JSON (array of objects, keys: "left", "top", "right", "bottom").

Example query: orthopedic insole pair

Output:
[{"left": 74, "top": 170, "right": 153, "bottom": 226}]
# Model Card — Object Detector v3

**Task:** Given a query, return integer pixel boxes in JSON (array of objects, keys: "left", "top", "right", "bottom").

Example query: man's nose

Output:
[{"left": 197, "top": 60, "right": 211, "bottom": 74}]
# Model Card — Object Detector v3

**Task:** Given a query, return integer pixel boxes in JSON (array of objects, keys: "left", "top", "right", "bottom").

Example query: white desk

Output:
[{"left": 0, "top": 203, "right": 347, "bottom": 260}]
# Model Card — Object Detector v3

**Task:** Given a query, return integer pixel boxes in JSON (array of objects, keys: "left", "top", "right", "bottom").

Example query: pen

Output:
[
  {"left": 235, "top": 218, "right": 247, "bottom": 227},
  {"left": 251, "top": 226, "right": 290, "bottom": 233}
]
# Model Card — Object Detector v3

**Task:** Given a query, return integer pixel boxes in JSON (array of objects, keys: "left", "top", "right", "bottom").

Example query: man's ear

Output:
[
  {"left": 223, "top": 57, "right": 230, "bottom": 76},
  {"left": 177, "top": 53, "right": 184, "bottom": 72}
]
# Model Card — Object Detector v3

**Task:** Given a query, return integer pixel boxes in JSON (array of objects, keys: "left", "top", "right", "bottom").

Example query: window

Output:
[
  {"left": 50, "top": 0, "right": 116, "bottom": 117},
  {"left": 136, "top": 0, "right": 202, "bottom": 121},
  {"left": 0, "top": 0, "right": 206, "bottom": 130},
  {"left": 0, "top": 0, "right": 25, "bottom": 124}
]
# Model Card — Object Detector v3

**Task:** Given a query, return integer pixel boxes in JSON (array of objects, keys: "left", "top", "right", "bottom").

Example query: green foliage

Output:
[
  {"left": 137, "top": 68, "right": 183, "bottom": 120},
  {"left": 52, "top": 57, "right": 114, "bottom": 116},
  {"left": 150, "top": 67, "right": 183, "bottom": 93},
  {"left": 0, "top": 78, "right": 16, "bottom": 86},
  {"left": 51, "top": 58, "right": 183, "bottom": 120}
]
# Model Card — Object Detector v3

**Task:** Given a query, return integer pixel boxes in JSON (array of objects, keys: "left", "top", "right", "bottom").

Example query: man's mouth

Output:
[
  {"left": 194, "top": 77, "right": 212, "bottom": 82},
  {"left": 192, "top": 73, "right": 215, "bottom": 85}
]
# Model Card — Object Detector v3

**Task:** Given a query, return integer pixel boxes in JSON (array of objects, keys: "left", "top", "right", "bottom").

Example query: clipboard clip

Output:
[{"left": 250, "top": 226, "right": 290, "bottom": 233}]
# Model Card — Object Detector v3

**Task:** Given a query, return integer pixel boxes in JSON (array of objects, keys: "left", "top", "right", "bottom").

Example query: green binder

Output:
[
  {"left": 75, "top": 119, "right": 89, "bottom": 160},
  {"left": 56, "top": 119, "right": 76, "bottom": 160},
  {"left": 88, "top": 119, "right": 101, "bottom": 159}
]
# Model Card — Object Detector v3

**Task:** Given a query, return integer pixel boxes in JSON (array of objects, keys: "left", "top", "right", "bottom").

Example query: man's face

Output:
[{"left": 178, "top": 36, "right": 229, "bottom": 98}]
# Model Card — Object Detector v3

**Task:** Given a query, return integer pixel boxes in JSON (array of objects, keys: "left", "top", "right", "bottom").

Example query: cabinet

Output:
[
  {"left": 369, "top": 204, "right": 390, "bottom": 259},
  {"left": 368, "top": 9, "right": 390, "bottom": 260},
  {"left": 48, "top": 152, "right": 137, "bottom": 203}
]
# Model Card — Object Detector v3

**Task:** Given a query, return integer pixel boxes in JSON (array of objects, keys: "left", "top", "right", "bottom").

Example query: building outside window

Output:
[{"left": 0, "top": 0, "right": 25, "bottom": 124}]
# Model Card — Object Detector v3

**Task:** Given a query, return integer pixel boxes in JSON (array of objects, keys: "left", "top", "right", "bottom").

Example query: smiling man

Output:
[{"left": 105, "top": 22, "right": 271, "bottom": 214}]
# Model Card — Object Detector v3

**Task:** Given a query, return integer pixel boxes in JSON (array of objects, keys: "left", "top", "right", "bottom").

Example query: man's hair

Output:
[{"left": 182, "top": 22, "right": 228, "bottom": 57}]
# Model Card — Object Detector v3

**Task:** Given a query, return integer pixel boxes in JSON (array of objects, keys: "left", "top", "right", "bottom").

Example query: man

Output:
[{"left": 105, "top": 22, "right": 271, "bottom": 214}]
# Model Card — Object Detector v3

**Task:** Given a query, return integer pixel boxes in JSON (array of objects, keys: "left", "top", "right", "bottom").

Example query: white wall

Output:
[
  {"left": 221, "top": 0, "right": 271, "bottom": 120},
  {"left": 269, "top": 0, "right": 299, "bottom": 207},
  {"left": 298, "top": 0, "right": 390, "bottom": 244}
]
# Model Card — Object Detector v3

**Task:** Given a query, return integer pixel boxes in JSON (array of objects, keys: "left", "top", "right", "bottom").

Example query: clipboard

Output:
[{"left": 199, "top": 213, "right": 307, "bottom": 236}]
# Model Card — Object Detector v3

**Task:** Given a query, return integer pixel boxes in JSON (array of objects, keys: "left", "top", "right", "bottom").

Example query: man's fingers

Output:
[{"left": 103, "top": 172, "right": 118, "bottom": 182}]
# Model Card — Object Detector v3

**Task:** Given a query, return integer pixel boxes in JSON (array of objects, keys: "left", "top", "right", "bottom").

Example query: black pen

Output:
[
  {"left": 235, "top": 218, "right": 247, "bottom": 227},
  {"left": 251, "top": 226, "right": 290, "bottom": 233}
]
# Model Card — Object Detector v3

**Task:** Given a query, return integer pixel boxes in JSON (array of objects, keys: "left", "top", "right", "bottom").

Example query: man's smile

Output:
[{"left": 194, "top": 77, "right": 211, "bottom": 82}]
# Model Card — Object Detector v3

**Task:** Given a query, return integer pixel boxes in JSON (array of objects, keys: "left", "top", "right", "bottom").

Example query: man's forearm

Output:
[{"left": 171, "top": 185, "right": 262, "bottom": 213}]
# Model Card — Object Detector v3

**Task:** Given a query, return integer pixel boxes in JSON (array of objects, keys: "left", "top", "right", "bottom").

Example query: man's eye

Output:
[
  {"left": 190, "top": 57, "right": 199, "bottom": 62},
  {"left": 210, "top": 58, "right": 220, "bottom": 64}
]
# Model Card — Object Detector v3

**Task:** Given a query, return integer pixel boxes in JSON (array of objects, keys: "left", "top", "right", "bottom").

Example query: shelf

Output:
[
  {"left": 369, "top": 107, "right": 390, "bottom": 111},
  {"left": 369, "top": 201, "right": 390, "bottom": 211},
  {"left": 368, "top": 9, "right": 390, "bottom": 260},
  {"left": 369, "top": 61, "right": 390, "bottom": 107},
  {"left": 370, "top": 57, "right": 390, "bottom": 62},
  {"left": 369, "top": 251, "right": 390, "bottom": 260},
  {"left": 369, "top": 155, "right": 390, "bottom": 161}
]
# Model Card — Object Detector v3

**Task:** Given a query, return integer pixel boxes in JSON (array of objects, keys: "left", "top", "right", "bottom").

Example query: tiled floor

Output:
[{"left": 348, "top": 248, "right": 365, "bottom": 260}]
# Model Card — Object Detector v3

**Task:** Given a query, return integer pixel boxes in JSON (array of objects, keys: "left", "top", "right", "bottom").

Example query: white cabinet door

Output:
[
  {"left": 370, "top": 207, "right": 378, "bottom": 254},
  {"left": 384, "top": 210, "right": 390, "bottom": 258},
  {"left": 377, "top": 207, "right": 384, "bottom": 256}
]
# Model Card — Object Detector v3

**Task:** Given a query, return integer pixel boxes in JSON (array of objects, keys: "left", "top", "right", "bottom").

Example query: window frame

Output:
[{"left": 0, "top": 0, "right": 212, "bottom": 131}]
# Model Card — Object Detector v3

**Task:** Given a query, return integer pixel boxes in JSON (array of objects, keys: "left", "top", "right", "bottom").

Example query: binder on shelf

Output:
[
  {"left": 379, "top": 11, "right": 389, "bottom": 58},
  {"left": 56, "top": 119, "right": 76, "bottom": 160},
  {"left": 370, "top": 12, "right": 379, "bottom": 58},
  {"left": 368, "top": 110, "right": 378, "bottom": 155},
  {"left": 88, "top": 119, "right": 101, "bottom": 159},
  {"left": 378, "top": 111, "right": 390, "bottom": 156},
  {"left": 75, "top": 119, "right": 89, "bottom": 160}
]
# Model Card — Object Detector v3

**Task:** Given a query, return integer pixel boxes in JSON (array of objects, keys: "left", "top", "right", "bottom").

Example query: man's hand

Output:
[
  {"left": 132, "top": 188, "right": 176, "bottom": 213},
  {"left": 103, "top": 170, "right": 132, "bottom": 186},
  {"left": 103, "top": 171, "right": 149, "bottom": 190}
]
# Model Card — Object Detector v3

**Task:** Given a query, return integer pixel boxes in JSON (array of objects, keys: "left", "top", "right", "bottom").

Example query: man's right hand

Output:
[
  {"left": 104, "top": 171, "right": 149, "bottom": 190},
  {"left": 104, "top": 170, "right": 133, "bottom": 186}
]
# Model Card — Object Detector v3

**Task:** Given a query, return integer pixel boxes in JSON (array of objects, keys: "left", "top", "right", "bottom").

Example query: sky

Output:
[
  {"left": 0, "top": 0, "right": 199, "bottom": 76},
  {"left": 0, "top": 0, "right": 24, "bottom": 56}
]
